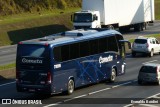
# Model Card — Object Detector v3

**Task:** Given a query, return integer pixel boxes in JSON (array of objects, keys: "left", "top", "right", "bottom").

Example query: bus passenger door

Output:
[{"left": 119, "top": 40, "right": 131, "bottom": 74}]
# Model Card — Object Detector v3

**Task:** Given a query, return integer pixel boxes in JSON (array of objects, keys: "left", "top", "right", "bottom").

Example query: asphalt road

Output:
[
  {"left": 0, "top": 45, "right": 16, "bottom": 65},
  {"left": 0, "top": 21, "right": 160, "bottom": 66},
  {"left": 1, "top": 54, "right": 160, "bottom": 107}
]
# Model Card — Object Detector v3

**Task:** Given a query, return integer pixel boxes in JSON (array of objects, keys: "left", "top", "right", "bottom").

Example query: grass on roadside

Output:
[
  {"left": 0, "top": 8, "right": 80, "bottom": 25},
  {"left": 155, "top": 0, "right": 160, "bottom": 20},
  {"left": 0, "top": 8, "right": 80, "bottom": 46},
  {"left": 0, "top": 63, "right": 15, "bottom": 71}
]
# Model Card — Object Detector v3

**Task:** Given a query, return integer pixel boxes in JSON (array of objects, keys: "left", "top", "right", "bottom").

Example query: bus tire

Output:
[
  {"left": 109, "top": 68, "right": 116, "bottom": 83},
  {"left": 67, "top": 79, "right": 74, "bottom": 95},
  {"left": 132, "top": 52, "right": 136, "bottom": 57},
  {"left": 138, "top": 79, "right": 143, "bottom": 85}
]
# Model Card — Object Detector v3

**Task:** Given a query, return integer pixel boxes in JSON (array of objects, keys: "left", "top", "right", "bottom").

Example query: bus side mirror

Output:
[{"left": 119, "top": 40, "right": 131, "bottom": 49}]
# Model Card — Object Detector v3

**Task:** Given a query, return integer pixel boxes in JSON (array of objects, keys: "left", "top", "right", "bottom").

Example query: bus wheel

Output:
[
  {"left": 138, "top": 79, "right": 143, "bottom": 85},
  {"left": 132, "top": 52, "right": 136, "bottom": 57},
  {"left": 67, "top": 79, "right": 74, "bottom": 95},
  {"left": 109, "top": 68, "right": 116, "bottom": 82}
]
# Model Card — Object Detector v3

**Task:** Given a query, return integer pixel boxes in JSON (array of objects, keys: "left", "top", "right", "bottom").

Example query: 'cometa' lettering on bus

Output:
[
  {"left": 99, "top": 55, "right": 113, "bottom": 65},
  {"left": 22, "top": 58, "right": 43, "bottom": 64}
]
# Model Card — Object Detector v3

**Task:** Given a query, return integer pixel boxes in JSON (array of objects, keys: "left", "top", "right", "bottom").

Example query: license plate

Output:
[
  {"left": 137, "top": 46, "right": 142, "bottom": 48},
  {"left": 29, "top": 89, "right": 35, "bottom": 92},
  {"left": 144, "top": 78, "right": 151, "bottom": 81}
]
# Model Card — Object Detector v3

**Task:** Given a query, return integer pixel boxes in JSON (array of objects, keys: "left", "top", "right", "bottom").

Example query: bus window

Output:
[
  {"left": 61, "top": 45, "right": 70, "bottom": 61},
  {"left": 54, "top": 47, "right": 62, "bottom": 62},
  {"left": 70, "top": 43, "right": 80, "bottom": 59},
  {"left": 99, "top": 37, "right": 108, "bottom": 53},
  {"left": 80, "top": 41, "right": 90, "bottom": 57},
  {"left": 54, "top": 45, "right": 70, "bottom": 62},
  {"left": 108, "top": 36, "right": 118, "bottom": 52},
  {"left": 90, "top": 39, "right": 99, "bottom": 55},
  {"left": 115, "top": 34, "right": 124, "bottom": 49}
]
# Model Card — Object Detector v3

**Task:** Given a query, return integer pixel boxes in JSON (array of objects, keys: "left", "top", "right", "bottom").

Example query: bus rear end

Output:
[{"left": 16, "top": 43, "right": 52, "bottom": 94}]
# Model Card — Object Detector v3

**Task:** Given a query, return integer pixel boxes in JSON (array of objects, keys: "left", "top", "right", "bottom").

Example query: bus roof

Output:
[{"left": 20, "top": 29, "right": 123, "bottom": 46}]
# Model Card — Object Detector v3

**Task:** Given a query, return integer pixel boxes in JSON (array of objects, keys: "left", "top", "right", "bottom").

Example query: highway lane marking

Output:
[
  {"left": 140, "top": 104, "right": 159, "bottom": 107},
  {"left": 43, "top": 94, "right": 88, "bottom": 107},
  {"left": 88, "top": 81, "right": 133, "bottom": 95},
  {"left": 142, "top": 60, "right": 158, "bottom": 64},
  {"left": 43, "top": 80, "right": 137, "bottom": 107},
  {"left": 0, "top": 81, "right": 15, "bottom": 87},
  {"left": 88, "top": 87, "right": 111, "bottom": 95},
  {"left": 147, "top": 93, "right": 160, "bottom": 98},
  {"left": 0, "top": 50, "right": 10, "bottom": 53}
]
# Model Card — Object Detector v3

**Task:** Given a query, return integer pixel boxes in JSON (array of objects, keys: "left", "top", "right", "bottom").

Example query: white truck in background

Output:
[{"left": 72, "top": 0, "right": 155, "bottom": 32}]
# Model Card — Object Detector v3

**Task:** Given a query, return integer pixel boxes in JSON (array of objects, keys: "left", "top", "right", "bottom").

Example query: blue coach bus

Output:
[{"left": 16, "top": 29, "right": 130, "bottom": 94}]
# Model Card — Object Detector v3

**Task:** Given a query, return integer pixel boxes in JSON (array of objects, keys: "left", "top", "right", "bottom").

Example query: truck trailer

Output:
[{"left": 72, "top": 0, "right": 155, "bottom": 31}]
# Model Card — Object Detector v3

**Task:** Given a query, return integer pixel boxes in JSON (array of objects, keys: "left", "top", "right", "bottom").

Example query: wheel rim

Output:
[
  {"left": 111, "top": 70, "right": 116, "bottom": 81},
  {"left": 68, "top": 80, "right": 74, "bottom": 94}
]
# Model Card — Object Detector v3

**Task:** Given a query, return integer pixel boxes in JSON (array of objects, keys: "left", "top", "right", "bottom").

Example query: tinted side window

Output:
[
  {"left": 54, "top": 47, "right": 62, "bottom": 62},
  {"left": 99, "top": 37, "right": 108, "bottom": 53},
  {"left": 90, "top": 39, "right": 99, "bottom": 55},
  {"left": 54, "top": 43, "right": 80, "bottom": 62},
  {"left": 61, "top": 45, "right": 70, "bottom": 61},
  {"left": 70, "top": 43, "right": 80, "bottom": 59},
  {"left": 54, "top": 35, "right": 120, "bottom": 62},
  {"left": 108, "top": 36, "right": 118, "bottom": 52},
  {"left": 80, "top": 41, "right": 90, "bottom": 57},
  {"left": 55, "top": 42, "right": 89, "bottom": 62}
]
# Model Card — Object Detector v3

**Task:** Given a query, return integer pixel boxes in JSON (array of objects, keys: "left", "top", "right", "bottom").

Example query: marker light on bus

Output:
[
  {"left": 47, "top": 72, "right": 51, "bottom": 84},
  {"left": 45, "top": 43, "right": 49, "bottom": 46},
  {"left": 18, "top": 42, "right": 23, "bottom": 44},
  {"left": 16, "top": 70, "right": 20, "bottom": 83}
]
